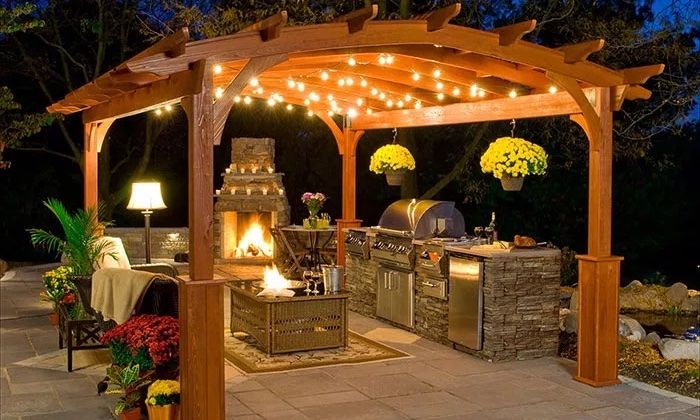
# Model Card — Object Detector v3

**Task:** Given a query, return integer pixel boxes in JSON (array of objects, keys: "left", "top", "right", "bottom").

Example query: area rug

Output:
[{"left": 224, "top": 330, "right": 412, "bottom": 374}]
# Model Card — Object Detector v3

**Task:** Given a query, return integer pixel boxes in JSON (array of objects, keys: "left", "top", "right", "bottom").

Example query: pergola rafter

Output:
[{"left": 46, "top": 6, "right": 664, "bottom": 419}]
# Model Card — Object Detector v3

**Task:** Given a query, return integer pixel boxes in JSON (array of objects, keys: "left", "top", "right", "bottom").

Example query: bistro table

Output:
[
  {"left": 279, "top": 225, "right": 336, "bottom": 271},
  {"left": 226, "top": 279, "right": 349, "bottom": 355}
]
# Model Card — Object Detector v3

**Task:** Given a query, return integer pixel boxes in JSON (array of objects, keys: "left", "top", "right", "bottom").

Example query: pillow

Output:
[{"left": 95, "top": 236, "right": 131, "bottom": 270}]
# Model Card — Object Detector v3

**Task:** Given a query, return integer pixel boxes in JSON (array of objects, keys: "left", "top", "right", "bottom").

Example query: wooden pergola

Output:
[{"left": 48, "top": 5, "right": 663, "bottom": 419}]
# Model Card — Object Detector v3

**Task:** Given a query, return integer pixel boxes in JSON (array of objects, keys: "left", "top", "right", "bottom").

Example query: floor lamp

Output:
[{"left": 127, "top": 182, "right": 166, "bottom": 264}]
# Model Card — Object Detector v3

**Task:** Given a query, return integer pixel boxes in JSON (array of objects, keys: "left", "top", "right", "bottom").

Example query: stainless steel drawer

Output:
[{"left": 420, "top": 277, "right": 447, "bottom": 300}]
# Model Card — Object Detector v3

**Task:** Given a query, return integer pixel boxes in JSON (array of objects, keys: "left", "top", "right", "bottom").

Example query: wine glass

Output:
[
  {"left": 311, "top": 271, "right": 321, "bottom": 295},
  {"left": 302, "top": 270, "right": 313, "bottom": 294},
  {"left": 474, "top": 226, "right": 484, "bottom": 238}
]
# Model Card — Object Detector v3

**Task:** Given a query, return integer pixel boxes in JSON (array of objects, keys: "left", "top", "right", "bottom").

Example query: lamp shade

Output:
[{"left": 127, "top": 182, "right": 166, "bottom": 210}]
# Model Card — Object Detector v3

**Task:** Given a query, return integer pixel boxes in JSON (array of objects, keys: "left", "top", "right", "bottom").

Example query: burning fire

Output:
[
  {"left": 236, "top": 221, "right": 273, "bottom": 257},
  {"left": 263, "top": 265, "right": 291, "bottom": 290}
]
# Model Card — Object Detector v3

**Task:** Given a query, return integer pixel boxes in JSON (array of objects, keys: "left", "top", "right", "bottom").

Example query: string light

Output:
[
  {"left": 255, "top": 87, "right": 264, "bottom": 94},
  {"left": 412, "top": 72, "right": 421, "bottom": 81},
  {"left": 437, "top": 92, "right": 445, "bottom": 101},
  {"left": 348, "top": 56, "right": 357, "bottom": 66},
  {"left": 155, "top": 108, "right": 163, "bottom": 116},
  {"left": 436, "top": 81, "right": 444, "bottom": 90},
  {"left": 348, "top": 108, "right": 358, "bottom": 118},
  {"left": 433, "top": 69, "right": 441, "bottom": 78},
  {"left": 234, "top": 95, "right": 241, "bottom": 103},
  {"left": 414, "top": 100, "right": 422, "bottom": 109},
  {"left": 304, "top": 98, "right": 311, "bottom": 106},
  {"left": 250, "top": 77, "right": 259, "bottom": 87},
  {"left": 213, "top": 64, "right": 223, "bottom": 74},
  {"left": 404, "top": 94, "right": 412, "bottom": 102},
  {"left": 386, "top": 55, "right": 394, "bottom": 64},
  {"left": 397, "top": 100, "right": 404, "bottom": 108},
  {"left": 330, "top": 100, "right": 338, "bottom": 109},
  {"left": 243, "top": 96, "right": 252, "bottom": 104},
  {"left": 286, "top": 104, "right": 293, "bottom": 111},
  {"left": 378, "top": 55, "right": 387, "bottom": 65},
  {"left": 469, "top": 84, "right": 479, "bottom": 97},
  {"left": 215, "top": 87, "right": 224, "bottom": 98},
  {"left": 478, "top": 89, "right": 486, "bottom": 98},
  {"left": 379, "top": 92, "right": 386, "bottom": 100},
  {"left": 328, "top": 110, "right": 335, "bottom": 116},
  {"left": 327, "top": 94, "right": 334, "bottom": 101},
  {"left": 386, "top": 99, "right": 394, "bottom": 107},
  {"left": 366, "top": 108, "right": 373, "bottom": 115},
  {"left": 360, "top": 79, "right": 368, "bottom": 88},
  {"left": 164, "top": 104, "right": 173, "bottom": 112},
  {"left": 371, "top": 88, "right": 378, "bottom": 96},
  {"left": 273, "top": 93, "right": 283, "bottom": 102},
  {"left": 287, "top": 79, "right": 296, "bottom": 88},
  {"left": 452, "top": 87, "right": 461, "bottom": 96},
  {"left": 509, "top": 89, "right": 518, "bottom": 98},
  {"left": 307, "top": 110, "right": 314, "bottom": 117},
  {"left": 356, "top": 98, "right": 364, "bottom": 106},
  {"left": 548, "top": 85, "right": 558, "bottom": 94},
  {"left": 321, "top": 71, "right": 329, "bottom": 81},
  {"left": 296, "top": 82, "right": 305, "bottom": 92},
  {"left": 338, "top": 79, "right": 346, "bottom": 87},
  {"left": 309, "top": 92, "right": 320, "bottom": 102},
  {"left": 345, "top": 77, "right": 354, "bottom": 86},
  {"left": 267, "top": 97, "right": 276, "bottom": 107}
]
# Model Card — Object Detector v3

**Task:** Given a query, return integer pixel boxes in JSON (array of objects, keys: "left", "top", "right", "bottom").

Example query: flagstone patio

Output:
[{"left": 1, "top": 264, "right": 698, "bottom": 419}]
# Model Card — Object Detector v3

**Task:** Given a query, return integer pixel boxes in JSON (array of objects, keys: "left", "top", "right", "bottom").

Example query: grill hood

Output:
[{"left": 377, "top": 199, "right": 465, "bottom": 239}]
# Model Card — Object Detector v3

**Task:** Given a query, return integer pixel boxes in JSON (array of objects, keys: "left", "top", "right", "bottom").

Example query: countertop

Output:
[{"left": 445, "top": 245, "right": 560, "bottom": 259}]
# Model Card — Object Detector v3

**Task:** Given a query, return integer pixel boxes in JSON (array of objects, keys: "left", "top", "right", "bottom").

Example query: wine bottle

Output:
[{"left": 489, "top": 212, "right": 498, "bottom": 241}]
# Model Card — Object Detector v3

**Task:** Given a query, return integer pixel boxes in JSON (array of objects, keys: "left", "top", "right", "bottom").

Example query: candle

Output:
[
  {"left": 240, "top": 167, "right": 246, "bottom": 174},
  {"left": 246, "top": 188, "right": 252, "bottom": 195},
  {"left": 267, "top": 166, "right": 274, "bottom": 173},
  {"left": 231, "top": 187, "right": 237, "bottom": 195},
  {"left": 225, "top": 168, "right": 231, "bottom": 174},
  {"left": 262, "top": 188, "right": 268, "bottom": 195},
  {"left": 231, "top": 164, "right": 237, "bottom": 173},
  {"left": 215, "top": 189, "right": 221, "bottom": 195},
  {"left": 251, "top": 166, "right": 258, "bottom": 174},
  {"left": 278, "top": 188, "right": 284, "bottom": 195}
]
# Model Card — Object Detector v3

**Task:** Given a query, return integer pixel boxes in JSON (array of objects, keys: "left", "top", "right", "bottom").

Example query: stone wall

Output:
[
  {"left": 104, "top": 227, "right": 188, "bottom": 260},
  {"left": 345, "top": 248, "right": 561, "bottom": 362}
]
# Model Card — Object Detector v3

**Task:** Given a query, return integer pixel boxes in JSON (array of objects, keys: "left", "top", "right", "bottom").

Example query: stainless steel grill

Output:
[{"left": 344, "top": 229, "right": 370, "bottom": 259}]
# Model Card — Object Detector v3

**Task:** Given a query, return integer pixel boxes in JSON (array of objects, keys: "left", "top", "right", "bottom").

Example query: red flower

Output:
[
  {"left": 102, "top": 315, "right": 179, "bottom": 366},
  {"left": 60, "top": 293, "right": 76, "bottom": 304}
]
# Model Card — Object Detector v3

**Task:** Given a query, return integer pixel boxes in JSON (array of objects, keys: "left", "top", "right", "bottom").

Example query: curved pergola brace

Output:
[{"left": 546, "top": 71, "right": 602, "bottom": 150}]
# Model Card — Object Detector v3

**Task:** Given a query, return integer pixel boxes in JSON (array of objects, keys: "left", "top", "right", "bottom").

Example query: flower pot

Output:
[
  {"left": 48, "top": 311, "right": 59, "bottom": 326},
  {"left": 500, "top": 175, "right": 524, "bottom": 191},
  {"left": 120, "top": 407, "right": 141, "bottom": 420},
  {"left": 384, "top": 170, "right": 405, "bottom": 186},
  {"left": 147, "top": 404, "right": 180, "bottom": 420}
]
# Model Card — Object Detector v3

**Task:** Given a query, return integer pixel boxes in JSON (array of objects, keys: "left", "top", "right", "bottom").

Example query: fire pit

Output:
[{"left": 227, "top": 266, "right": 349, "bottom": 355}]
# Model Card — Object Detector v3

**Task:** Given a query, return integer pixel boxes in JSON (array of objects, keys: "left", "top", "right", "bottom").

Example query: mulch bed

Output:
[{"left": 559, "top": 331, "right": 700, "bottom": 399}]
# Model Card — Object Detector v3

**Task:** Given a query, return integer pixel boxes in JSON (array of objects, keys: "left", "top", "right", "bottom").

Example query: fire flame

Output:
[
  {"left": 263, "top": 265, "right": 291, "bottom": 290},
  {"left": 236, "top": 222, "right": 273, "bottom": 257}
]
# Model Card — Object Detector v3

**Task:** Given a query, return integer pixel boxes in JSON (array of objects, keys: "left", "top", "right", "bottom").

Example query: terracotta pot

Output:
[
  {"left": 147, "top": 404, "right": 180, "bottom": 420},
  {"left": 48, "top": 311, "right": 59, "bottom": 326},
  {"left": 384, "top": 170, "right": 405, "bottom": 186},
  {"left": 120, "top": 407, "right": 141, "bottom": 420},
  {"left": 500, "top": 175, "right": 524, "bottom": 191}
]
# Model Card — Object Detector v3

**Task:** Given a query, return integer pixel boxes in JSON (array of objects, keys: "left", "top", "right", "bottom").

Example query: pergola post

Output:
[
  {"left": 574, "top": 87, "right": 623, "bottom": 387},
  {"left": 337, "top": 128, "right": 363, "bottom": 266},
  {"left": 179, "top": 60, "right": 226, "bottom": 420},
  {"left": 83, "top": 123, "right": 99, "bottom": 210}
]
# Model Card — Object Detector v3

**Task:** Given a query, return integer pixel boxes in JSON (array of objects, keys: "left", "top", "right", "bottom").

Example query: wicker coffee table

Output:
[{"left": 226, "top": 280, "right": 349, "bottom": 356}]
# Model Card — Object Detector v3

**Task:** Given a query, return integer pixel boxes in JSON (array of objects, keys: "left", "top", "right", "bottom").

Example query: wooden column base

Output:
[
  {"left": 336, "top": 219, "right": 362, "bottom": 267},
  {"left": 177, "top": 276, "right": 226, "bottom": 419},
  {"left": 575, "top": 255, "right": 623, "bottom": 387}
]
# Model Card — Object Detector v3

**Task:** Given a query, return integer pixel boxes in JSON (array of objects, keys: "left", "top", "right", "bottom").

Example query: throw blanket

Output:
[{"left": 91, "top": 268, "right": 166, "bottom": 324}]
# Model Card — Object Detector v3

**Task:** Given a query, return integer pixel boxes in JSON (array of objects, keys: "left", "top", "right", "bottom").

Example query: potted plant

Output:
[
  {"left": 106, "top": 363, "right": 152, "bottom": 420},
  {"left": 28, "top": 199, "right": 114, "bottom": 306},
  {"left": 39, "top": 265, "right": 74, "bottom": 325},
  {"left": 480, "top": 137, "right": 548, "bottom": 191},
  {"left": 301, "top": 192, "right": 327, "bottom": 229},
  {"left": 146, "top": 380, "right": 181, "bottom": 420},
  {"left": 369, "top": 144, "right": 416, "bottom": 186}
]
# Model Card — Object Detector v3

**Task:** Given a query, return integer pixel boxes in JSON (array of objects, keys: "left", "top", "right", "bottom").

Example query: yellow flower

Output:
[
  {"left": 370, "top": 144, "right": 416, "bottom": 174},
  {"left": 480, "top": 137, "right": 547, "bottom": 179}
]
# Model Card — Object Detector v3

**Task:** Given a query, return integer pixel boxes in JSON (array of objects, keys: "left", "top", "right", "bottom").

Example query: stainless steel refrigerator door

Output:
[
  {"left": 448, "top": 256, "right": 483, "bottom": 349},
  {"left": 391, "top": 271, "right": 415, "bottom": 328},
  {"left": 376, "top": 267, "right": 392, "bottom": 321}
]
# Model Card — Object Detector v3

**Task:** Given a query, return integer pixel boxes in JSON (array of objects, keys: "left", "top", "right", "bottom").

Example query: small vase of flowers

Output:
[
  {"left": 369, "top": 144, "right": 416, "bottom": 186},
  {"left": 301, "top": 192, "right": 327, "bottom": 228},
  {"left": 147, "top": 380, "right": 181, "bottom": 420},
  {"left": 40, "top": 266, "right": 74, "bottom": 325},
  {"left": 480, "top": 137, "right": 548, "bottom": 191}
]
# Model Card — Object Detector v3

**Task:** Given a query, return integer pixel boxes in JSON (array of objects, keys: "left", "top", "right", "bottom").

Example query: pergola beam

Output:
[
  {"left": 622, "top": 64, "right": 665, "bottom": 85},
  {"left": 557, "top": 39, "right": 605, "bottom": 64},
  {"left": 332, "top": 5, "right": 378, "bottom": 33},
  {"left": 413, "top": 3, "right": 461, "bottom": 32},
  {"left": 239, "top": 11, "right": 288, "bottom": 41},
  {"left": 349, "top": 90, "right": 588, "bottom": 130},
  {"left": 491, "top": 20, "right": 537, "bottom": 46}
]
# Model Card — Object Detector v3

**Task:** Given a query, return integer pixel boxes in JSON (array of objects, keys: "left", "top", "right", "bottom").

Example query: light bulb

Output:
[
  {"left": 509, "top": 89, "right": 517, "bottom": 98},
  {"left": 386, "top": 99, "right": 394, "bottom": 107},
  {"left": 287, "top": 79, "right": 296, "bottom": 88},
  {"left": 338, "top": 78, "right": 346, "bottom": 87},
  {"left": 327, "top": 94, "right": 334, "bottom": 101},
  {"left": 366, "top": 108, "right": 373, "bottom": 114},
  {"left": 470, "top": 84, "right": 479, "bottom": 97},
  {"left": 348, "top": 56, "right": 357, "bottom": 66},
  {"left": 243, "top": 96, "right": 252, "bottom": 104},
  {"left": 155, "top": 108, "right": 163, "bottom": 116},
  {"left": 309, "top": 92, "right": 320, "bottom": 101},
  {"left": 255, "top": 87, "right": 264, "bottom": 94},
  {"left": 304, "top": 98, "right": 311, "bottom": 105},
  {"left": 437, "top": 92, "right": 445, "bottom": 101},
  {"left": 397, "top": 100, "right": 404, "bottom": 108},
  {"left": 548, "top": 85, "right": 558, "bottom": 94},
  {"left": 328, "top": 110, "right": 335, "bottom": 116},
  {"left": 307, "top": 110, "right": 314, "bottom": 117},
  {"left": 360, "top": 79, "right": 368, "bottom": 87},
  {"left": 371, "top": 88, "right": 378, "bottom": 96},
  {"left": 356, "top": 98, "right": 363, "bottom": 106},
  {"left": 296, "top": 82, "right": 305, "bottom": 92},
  {"left": 404, "top": 94, "right": 412, "bottom": 101},
  {"left": 267, "top": 98, "right": 276, "bottom": 107},
  {"left": 286, "top": 104, "right": 293, "bottom": 111},
  {"left": 233, "top": 95, "right": 241, "bottom": 103},
  {"left": 478, "top": 89, "right": 486, "bottom": 97},
  {"left": 412, "top": 72, "right": 421, "bottom": 81},
  {"left": 215, "top": 87, "right": 224, "bottom": 98},
  {"left": 452, "top": 87, "right": 460, "bottom": 96},
  {"left": 250, "top": 77, "right": 259, "bottom": 87},
  {"left": 378, "top": 55, "right": 386, "bottom": 65},
  {"left": 346, "top": 77, "right": 354, "bottom": 86},
  {"left": 321, "top": 71, "right": 329, "bottom": 81},
  {"left": 414, "top": 101, "right": 422, "bottom": 109},
  {"left": 436, "top": 81, "right": 444, "bottom": 90},
  {"left": 213, "top": 64, "right": 222, "bottom": 74},
  {"left": 433, "top": 69, "right": 441, "bottom": 78},
  {"left": 164, "top": 104, "right": 173, "bottom": 111},
  {"left": 385, "top": 54, "right": 394, "bottom": 64},
  {"left": 348, "top": 108, "right": 358, "bottom": 118},
  {"left": 379, "top": 92, "right": 386, "bottom": 100}
]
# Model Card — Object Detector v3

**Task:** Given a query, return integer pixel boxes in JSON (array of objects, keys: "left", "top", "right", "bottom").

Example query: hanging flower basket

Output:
[
  {"left": 480, "top": 137, "right": 547, "bottom": 191},
  {"left": 370, "top": 144, "right": 415, "bottom": 186}
]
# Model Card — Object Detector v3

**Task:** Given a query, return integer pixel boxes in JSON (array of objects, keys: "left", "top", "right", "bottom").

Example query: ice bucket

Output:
[{"left": 321, "top": 264, "right": 344, "bottom": 293}]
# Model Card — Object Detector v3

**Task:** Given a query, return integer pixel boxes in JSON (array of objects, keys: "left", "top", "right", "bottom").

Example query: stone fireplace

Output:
[{"left": 214, "top": 137, "right": 290, "bottom": 263}]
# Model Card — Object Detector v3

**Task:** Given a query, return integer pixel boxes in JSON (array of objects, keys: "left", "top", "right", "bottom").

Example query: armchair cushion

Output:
[{"left": 96, "top": 236, "right": 131, "bottom": 270}]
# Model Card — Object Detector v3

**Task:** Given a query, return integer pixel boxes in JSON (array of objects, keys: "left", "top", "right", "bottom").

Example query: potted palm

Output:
[
  {"left": 28, "top": 199, "right": 115, "bottom": 307},
  {"left": 369, "top": 144, "right": 416, "bottom": 186},
  {"left": 480, "top": 137, "right": 548, "bottom": 191}
]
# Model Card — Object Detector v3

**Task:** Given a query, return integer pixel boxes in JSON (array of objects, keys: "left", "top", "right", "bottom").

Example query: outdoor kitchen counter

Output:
[{"left": 346, "top": 245, "right": 562, "bottom": 362}]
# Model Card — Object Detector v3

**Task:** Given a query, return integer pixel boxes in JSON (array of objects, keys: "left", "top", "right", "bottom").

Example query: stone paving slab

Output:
[{"left": 2, "top": 264, "right": 698, "bottom": 420}]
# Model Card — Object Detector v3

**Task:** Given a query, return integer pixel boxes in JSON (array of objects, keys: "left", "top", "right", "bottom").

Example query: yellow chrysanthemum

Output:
[
  {"left": 480, "top": 137, "right": 548, "bottom": 179},
  {"left": 369, "top": 144, "right": 416, "bottom": 174}
]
